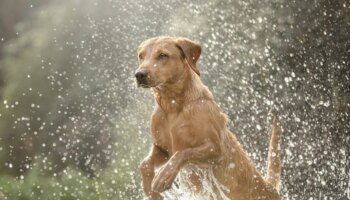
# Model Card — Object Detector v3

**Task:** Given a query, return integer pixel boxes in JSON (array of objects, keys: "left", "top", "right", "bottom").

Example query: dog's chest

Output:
[{"left": 150, "top": 111, "right": 179, "bottom": 155}]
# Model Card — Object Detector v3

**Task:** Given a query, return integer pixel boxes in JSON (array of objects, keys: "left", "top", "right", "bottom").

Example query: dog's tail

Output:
[{"left": 266, "top": 115, "right": 281, "bottom": 192}]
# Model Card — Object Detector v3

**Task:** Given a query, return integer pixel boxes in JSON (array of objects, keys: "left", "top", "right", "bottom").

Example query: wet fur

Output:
[{"left": 137, "top": 36, "right": 281, "bottom": 200}]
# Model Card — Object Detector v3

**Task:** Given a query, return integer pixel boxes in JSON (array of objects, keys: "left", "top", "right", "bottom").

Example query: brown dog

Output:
[{"left": 135, "top": 36, "right": 281, "bottom": 200}]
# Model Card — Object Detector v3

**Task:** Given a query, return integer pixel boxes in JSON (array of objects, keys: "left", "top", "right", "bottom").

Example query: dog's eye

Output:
[
  {"left": 158, "top": 53, "right": 168, "bottom": 59},
  {"left": 138, "top": 54, "right": 143, "bottom": 60}
]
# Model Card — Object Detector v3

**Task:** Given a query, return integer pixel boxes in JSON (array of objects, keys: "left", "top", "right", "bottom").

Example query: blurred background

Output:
[{"left": 0, "top": 0, "right": 349, "bottom": 199}]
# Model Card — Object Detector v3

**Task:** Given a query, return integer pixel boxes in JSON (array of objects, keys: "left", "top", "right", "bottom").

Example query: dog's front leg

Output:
[
  {"left": 152, "top": 140, "right": 221, "bottom": 193},
  {"left": 140, "top": 145, "right": 168, "bottom": 200}
]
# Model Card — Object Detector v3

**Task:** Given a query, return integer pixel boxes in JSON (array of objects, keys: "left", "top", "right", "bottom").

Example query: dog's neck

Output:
[{"left": 152, "top": 69, "right": 213, "bottom": 113}]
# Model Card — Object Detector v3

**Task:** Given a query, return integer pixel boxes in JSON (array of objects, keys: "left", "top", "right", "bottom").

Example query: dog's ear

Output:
[{"left": 176, "top": 38, "right": 201, "bottom": 76}]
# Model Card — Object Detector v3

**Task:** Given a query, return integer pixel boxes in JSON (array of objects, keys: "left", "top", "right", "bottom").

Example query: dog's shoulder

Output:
[
  {"left": 180, "top": 99, "right": 228, "bottom": 128},
  {"left": 182, "top": 99, "right": 222, "bottom": 116}
]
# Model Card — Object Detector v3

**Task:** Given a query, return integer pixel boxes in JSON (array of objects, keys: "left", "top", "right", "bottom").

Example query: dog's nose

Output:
[{"left": 135, "top": 70, "right": 148, "bottom": 83}]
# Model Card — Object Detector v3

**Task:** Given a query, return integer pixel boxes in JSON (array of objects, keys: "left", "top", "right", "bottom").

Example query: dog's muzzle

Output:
[{"left": 135, "top": 70, "right": 149, "bottom": 87}]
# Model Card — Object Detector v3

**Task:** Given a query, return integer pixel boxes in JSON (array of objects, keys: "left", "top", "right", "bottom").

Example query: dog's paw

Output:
[
  {"left": 151, "top": 164, "right": 179, "bottom": 193},
  {"left": 149, "top": 192, "right": 163, "bottom": 200}
]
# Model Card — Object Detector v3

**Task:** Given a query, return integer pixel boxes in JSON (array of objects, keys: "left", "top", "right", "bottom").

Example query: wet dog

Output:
[{"left": 135, "top": 36, "right": 281, "bottom": 200}]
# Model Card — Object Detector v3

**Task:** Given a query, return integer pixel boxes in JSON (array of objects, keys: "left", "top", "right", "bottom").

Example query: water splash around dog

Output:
[{"left": 162, "top": 167, "right": 231, "bottom": 200}]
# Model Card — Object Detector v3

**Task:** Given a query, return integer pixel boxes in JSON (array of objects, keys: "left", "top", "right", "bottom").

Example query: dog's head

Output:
[{"left": 135, "top": 36, "right": 201, "bottom": 88}]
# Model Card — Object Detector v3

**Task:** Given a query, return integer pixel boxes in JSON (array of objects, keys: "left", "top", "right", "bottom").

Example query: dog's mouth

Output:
[
  {"left": 136, "top": 78, "right": 162, "bottom": 89},
  {"left": 136, "top": 78, "right": 162, "bottom": 88},
  {"left": 137, "top": 83, "right": 151, "bottom": 88},
  {"left": 136, "top": 78, "right": 151, "bottom": 88}
]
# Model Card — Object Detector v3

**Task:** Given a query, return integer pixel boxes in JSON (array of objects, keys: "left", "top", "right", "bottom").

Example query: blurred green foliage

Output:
[{"left": 0, "top": 157, "right": 142, "bottom": 200}]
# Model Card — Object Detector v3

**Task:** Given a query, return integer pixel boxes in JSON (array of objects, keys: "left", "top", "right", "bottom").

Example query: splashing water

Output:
[{"left": 162, "top": 166, "right": 231, "bottom": 200}]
